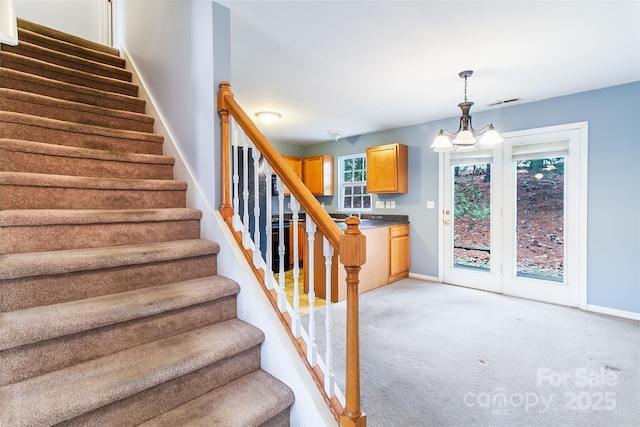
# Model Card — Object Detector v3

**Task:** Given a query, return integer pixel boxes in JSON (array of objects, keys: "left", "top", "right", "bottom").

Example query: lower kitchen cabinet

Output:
[{"left": 389, "top": 223, "right": 410, "bottom": 282}]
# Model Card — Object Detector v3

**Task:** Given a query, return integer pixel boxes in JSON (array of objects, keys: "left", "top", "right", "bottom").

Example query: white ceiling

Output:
[{"left": 217, "top": 0, "right": 640, "bottom": 145}]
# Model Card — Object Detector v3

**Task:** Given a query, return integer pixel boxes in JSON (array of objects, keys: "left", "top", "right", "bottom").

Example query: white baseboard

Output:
[
  {"left": 586, "top": 304, "right": 640, "bottom": 321},
  {"left": 409, "top": 272, "right": 439, "bottom": 283}
]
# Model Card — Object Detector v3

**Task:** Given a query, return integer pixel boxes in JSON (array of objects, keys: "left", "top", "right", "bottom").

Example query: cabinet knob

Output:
[
  {"left": 444, "top": 219, "right": 451, "bottom": 225},
  {"left": 444, "top": 210, "right": 450, "bottom": 215}
]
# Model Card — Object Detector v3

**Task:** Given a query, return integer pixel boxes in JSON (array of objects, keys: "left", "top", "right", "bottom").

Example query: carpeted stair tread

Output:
[
  {"left": 0, "top": 239, "right": 219, "bottom": 280},
  {"left": 1, "top": 68, "right": 146, "bottom": 113},
  {"left": 141, "top": 369, "right": 294, "bottom": 427},
  {"left": 2, "top": 40, "right": 132, "bottom": 81},
  {"left": 0, "top": 112, "right": 163, "bottom": 154},
  {"left": 0, "top": 138, "right": 173, "bottom": 168},
  {"left": 0, "top": 51, "right": 138, "bottom": 97},
  {"left": 0, "top": 171, "right": 186, "bottom": 191},
  {"left": 0, "top": 319, "right": 265, "bottom": 427},
  {"left": 0, "top": 89, "right": 154, "bottom": 132},
  {"left": 17, "top": 27, "right": 125, "bottom": 68},
  {"left": 17, "top": 18, "right": 119, "bottom": 56},
  {"left": 0, "top": 275, "right": 240, "bottom": 350},
  {"left": 0, "top": 208, "right": 200, "bottom": 227}
]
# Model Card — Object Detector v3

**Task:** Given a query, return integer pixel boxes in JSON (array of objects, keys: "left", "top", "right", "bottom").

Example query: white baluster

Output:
[
  {"left": 264, "top": 162, "right": 273, "bottom": 289},
  {"left": 306, "top": 218, "right": 318, "bottom": 366},
  {"left": 276, "top": 176, "right": 287, "bottom": 312},
  {"left": 241, "top": 132, "right": 251, "bottom": 249},
  {"left": 323, "top": 237, "right": 335, "bottom": 397},
  {"left": 231, "top": 118, "right": 242, "bottom": 231},
  {"left": 290, "top": 195, "right": 301, "bottom": 337},
  {"left": 252, "top": 145, "right": 262, "bottom": 267}
]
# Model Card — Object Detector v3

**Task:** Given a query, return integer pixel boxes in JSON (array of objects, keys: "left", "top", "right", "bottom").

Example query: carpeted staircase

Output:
[{"left": 0, "top": 18, "right": 294, "bottom": 426}]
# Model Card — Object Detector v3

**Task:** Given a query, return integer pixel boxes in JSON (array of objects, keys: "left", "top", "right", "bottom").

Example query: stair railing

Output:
[{"left": 218, "top": 82, "right": 366, "bottom": 426}]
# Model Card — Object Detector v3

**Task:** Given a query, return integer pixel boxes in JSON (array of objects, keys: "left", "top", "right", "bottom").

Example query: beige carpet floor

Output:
[{"left": 311, "top": 278, "right": 640, "bottom": 427}]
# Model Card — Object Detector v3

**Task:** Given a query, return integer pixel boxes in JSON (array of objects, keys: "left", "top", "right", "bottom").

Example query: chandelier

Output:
[{"left": 430, "top": 70, "right": 503, "bottom": 152}]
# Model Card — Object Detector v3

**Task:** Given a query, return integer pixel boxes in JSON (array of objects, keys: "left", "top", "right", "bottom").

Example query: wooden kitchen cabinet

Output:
[
  {"left": 303, "top": 155, "right": 334, "bottom": 196},
  {"left": 281, "top": 156, "right": 302, "bottom": 195},
  {"left": 366, "top": 143, "right": 408, "bottom": 193},
  {"left": 389, "top": 223, "right": 410, "bottom": 282}
]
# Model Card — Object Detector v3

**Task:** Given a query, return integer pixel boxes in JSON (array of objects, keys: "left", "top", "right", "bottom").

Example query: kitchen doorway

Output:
[{"left": 441, "top": 122, "right": 588, "bottom": 308}]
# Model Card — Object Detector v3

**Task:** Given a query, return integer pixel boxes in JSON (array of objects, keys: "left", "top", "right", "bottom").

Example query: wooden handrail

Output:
[
  {"left": 217, "top": 81, "right": 342, "bottom": 249},
  {"left": 217, "top": 82, "right": 366, "bottom": 426}
]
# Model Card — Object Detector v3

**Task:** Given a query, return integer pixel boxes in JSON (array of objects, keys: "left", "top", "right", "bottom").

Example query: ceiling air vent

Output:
[{"left": 488, "top": 98, "right": 522, "bottom": 107}]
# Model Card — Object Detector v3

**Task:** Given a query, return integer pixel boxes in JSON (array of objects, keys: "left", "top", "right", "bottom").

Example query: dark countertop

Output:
[
  {"left": 271, "top": 213, "right": 409, "bottom": 229},
  {"left": 331, "top": 214, "right": 409, "bottom": 230}
]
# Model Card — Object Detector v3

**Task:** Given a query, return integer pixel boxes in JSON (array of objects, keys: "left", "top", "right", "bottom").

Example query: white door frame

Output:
[{"left": 438, "top": 122, "right": 588, "bottom": 309}]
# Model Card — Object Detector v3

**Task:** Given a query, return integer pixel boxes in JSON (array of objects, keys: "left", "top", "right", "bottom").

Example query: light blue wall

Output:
[
  {"left": 115, "top": 0, "right": 230, "bottom": 209},
  {"left": 288, "top": 82, "right": 640, "bottom": 314}
]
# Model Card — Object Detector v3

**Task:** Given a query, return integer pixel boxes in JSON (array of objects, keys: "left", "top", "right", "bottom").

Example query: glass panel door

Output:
[{"left": 443, "top": 151, "right": 502, "bottom": 293}]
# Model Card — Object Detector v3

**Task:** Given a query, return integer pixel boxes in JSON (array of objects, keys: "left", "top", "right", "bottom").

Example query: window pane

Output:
[
  {"left": 363, "top": 195, "right": 371, "bottom": 208},
  {"left": 353, "top": 186, "right": 362, "bottom": 195},
  {"left": 354, "top": 157, "right": 364, "bottom": 170},
  {"left": 353, "top": 197, "right": 362, "bottom": 208},
  {"left": 515, "top": 157, "right": 564, "bottom": 282},
  {"left": 345, "top": 186, "right": 352, "bottom": 195},
  {"left": 344, "top": 159, "right": 353, "bottom": 171},
  {"left": 453, "top": 164, "right": 491, "bottom": 271},
  {"left": 344, "top": 172, "right": 353, "bottom": 182},
  {"left": 354, "top": 171, "right": 363, "bottom": 181},
  {"left": 343, "top": 196, "right": 352, "bottom": 208}
]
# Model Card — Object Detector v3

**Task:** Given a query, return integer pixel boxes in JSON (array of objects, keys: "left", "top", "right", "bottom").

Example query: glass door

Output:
[
  {"left": 441, "top": 123, "right": 587, "bottom": 308},
  {"left": 442, "top": 150, "right": 502, "bottom": 292},
  {"left": 501, "top": 126, "right": 586, "bottom": 307}
]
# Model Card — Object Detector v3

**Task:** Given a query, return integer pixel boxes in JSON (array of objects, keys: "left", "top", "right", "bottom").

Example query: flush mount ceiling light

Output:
[
  {"left": 430, "top": 70, "right": 503, "bottom": 153},
  {"left": 328, "top": 130, "right": 344, "bottom": 141},
  {"left": 255, "top": 111, "right": 281, "bottom": 125}
]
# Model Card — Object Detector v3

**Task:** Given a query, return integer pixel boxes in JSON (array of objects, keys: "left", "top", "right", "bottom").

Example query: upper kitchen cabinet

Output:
[
  {"left": 282, "top": 155, "right": 302, "bottom": 195},
  {"left": 303, "top": 155, "right": 334, "bottom": 196},
  {"left": 366, "top": 143, "right": 408, "bottom": 193}
]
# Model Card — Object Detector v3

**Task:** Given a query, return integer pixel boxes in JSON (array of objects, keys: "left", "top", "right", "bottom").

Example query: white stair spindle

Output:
[
  {"left": 323, "top": 237, "right": 335, "bottom": 397},
  {"left": 290, "top": 195, "right": 301, "bottom": 338},
  {"left": 306, "top": 218, "right": 318, "bottom": 366},
  {"left": 264, "top": 162, "right": 273, "bottom": 289},
  {"left": 231, "top": 118, "right": 242, "bottom": 231},
  {"left": 252, "top": 145, "right": 262, "bottom": 267},
  {"left": 276, "top": 176, "right": 287, "bottom": 312},
  {"left": 241, "top": 132, "right": 251, "bottom": 249}
]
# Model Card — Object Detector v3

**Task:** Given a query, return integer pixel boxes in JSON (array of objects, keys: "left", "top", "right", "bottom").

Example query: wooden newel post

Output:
[
  {"left": 217, "top": 81, "right": 234, "bottom": 220},
  {"left": 339, "top": 217, "right": 367, "bottom": 427}
]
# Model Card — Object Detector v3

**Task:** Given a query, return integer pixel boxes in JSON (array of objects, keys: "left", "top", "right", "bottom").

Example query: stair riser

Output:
[
  {"left": 2, "top": 43, "right": 131, "bottom": 81},
  {"left": 17, "top": 29, "right": 125, "bottom": 68},
  {"left": 1, "top": 70, "right": 146, "bottom": 113},
  {"left": 261, "top": 409, "right": 292, "bottom": 427},
  {"left": 0, "top": 254, "right": 218, "bottom": 311},
  {"left": 0, "top": 122, "right": 163, "bottom": 155},
  {"left": 1, "top": 296, "right": 238, "bottom": 385},
  {"left": 1, "top": 53, "right": 137, "bottom": 97},
  {"left": 0, "top": 96, "right": 154, "bottom": 133},
  {"left": 59, "top": 347, "right": 262, "bottom": 427},
  {"left": 0, "top": 185, "right": 185, "bottom": 210},
  {"left": 0, "top": 148, "right": 173, "bottom": 180},
  {"left": 1, "top": 220, "right": 201, "bottom": 254}
]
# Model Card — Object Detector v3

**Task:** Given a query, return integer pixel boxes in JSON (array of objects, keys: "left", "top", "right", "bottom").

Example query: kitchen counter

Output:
[
  {"left": 330, "top": 214, "right": 409, "bottom": 230},
  {"left": 305, "top": 214, "right": 410, "bottom": 302}
]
